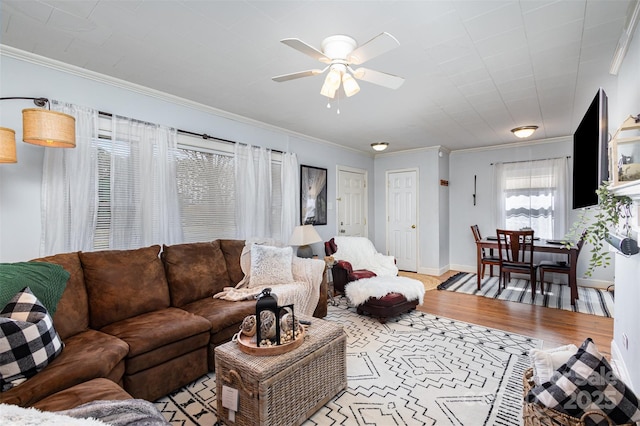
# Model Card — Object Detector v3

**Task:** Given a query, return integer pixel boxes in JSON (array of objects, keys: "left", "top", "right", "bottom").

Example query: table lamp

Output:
[{"left": 289, "top": 225, "right": 322, "bottom": 258}]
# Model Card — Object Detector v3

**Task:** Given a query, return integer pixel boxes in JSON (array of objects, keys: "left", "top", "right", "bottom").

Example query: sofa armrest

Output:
[{"left": 335, "top": 260, "right": 354, "bottom": 274}]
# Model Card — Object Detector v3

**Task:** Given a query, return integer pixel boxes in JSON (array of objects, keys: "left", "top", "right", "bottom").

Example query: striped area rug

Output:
[{"left": 438, "top": 272, "right": 614, "bottom": 318}]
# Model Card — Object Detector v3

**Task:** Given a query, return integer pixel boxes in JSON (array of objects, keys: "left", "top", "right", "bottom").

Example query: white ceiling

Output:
[{"left": 0, "top": 0, "right": 633, "bottom": 153}]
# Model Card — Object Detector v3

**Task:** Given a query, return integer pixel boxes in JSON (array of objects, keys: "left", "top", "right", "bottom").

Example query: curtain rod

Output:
[
  {"left": 490, "top": 155, "right": 570, "bottom": 166},
  {"left": 177, "top": 129, "right": 284, "bottom": 154},
  {"left": 98, "top": 111, "right": 283, "bottom": 154}
]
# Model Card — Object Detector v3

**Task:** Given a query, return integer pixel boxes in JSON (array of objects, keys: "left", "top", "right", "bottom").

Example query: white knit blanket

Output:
[
  {"left": 333, "top": 236, "right": 398, "bottom": 277},
  {"left": 213, "top": 256, "right": 323, "bottom": 316},
  {"left": 345, "top": 276, "right": 425, "bottom": 307}
]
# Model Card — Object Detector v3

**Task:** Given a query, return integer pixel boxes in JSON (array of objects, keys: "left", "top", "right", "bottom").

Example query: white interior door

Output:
[
  {"left": 387, "top": 169, "right": 418, "bottom": 272},
  {"left": 337, "top": 168, "right": 367, "bottom": 237}
]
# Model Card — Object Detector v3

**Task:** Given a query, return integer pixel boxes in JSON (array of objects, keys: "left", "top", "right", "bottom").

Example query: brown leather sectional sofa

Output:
[{"left": 0, "top": 239, "right": 327, "bottom": 412}]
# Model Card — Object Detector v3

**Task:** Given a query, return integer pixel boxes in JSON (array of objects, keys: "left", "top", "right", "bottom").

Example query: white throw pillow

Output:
[
  {"left": 249, "top": 245, "right": 294, "bottom": 288},
  {"left": 529, "top": 344, "right": 579, "bottom": 385}
]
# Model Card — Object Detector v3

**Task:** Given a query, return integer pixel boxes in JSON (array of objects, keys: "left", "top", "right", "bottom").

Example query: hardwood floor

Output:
[{"left": 416, "top": 271, "right": 614, "bottom": 357}]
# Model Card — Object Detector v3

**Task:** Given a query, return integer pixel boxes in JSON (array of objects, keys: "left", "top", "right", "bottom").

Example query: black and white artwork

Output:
[{"left": 300, "top": 165, "right": 327, "bottom": 225}]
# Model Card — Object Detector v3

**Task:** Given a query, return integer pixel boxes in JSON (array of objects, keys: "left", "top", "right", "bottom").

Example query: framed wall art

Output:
[{"left": 300, "top": 165, "right": 327, "bottom": 225}]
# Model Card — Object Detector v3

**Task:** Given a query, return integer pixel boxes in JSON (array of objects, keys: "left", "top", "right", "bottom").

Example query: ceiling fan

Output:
[{"left": 272, "top": 32, "right": 405, "bottom": 99}]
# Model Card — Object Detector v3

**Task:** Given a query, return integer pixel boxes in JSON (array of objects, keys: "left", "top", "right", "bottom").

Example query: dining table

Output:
[{"left": 475, "top": 237, "right": 579, "bottom": 305}]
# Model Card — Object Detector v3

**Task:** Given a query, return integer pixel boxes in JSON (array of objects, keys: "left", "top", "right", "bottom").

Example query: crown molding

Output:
[
  {"left": 0, "top": 45, "right": 367, "bottom": 155},
  {"left": 450, "top": 135, "right": 571, "bottom": 154}
]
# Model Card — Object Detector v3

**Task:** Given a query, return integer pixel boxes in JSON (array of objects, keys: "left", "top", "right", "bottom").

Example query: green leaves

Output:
[{"left": 565, "top": 181, "right": 632, "bottom": 277}]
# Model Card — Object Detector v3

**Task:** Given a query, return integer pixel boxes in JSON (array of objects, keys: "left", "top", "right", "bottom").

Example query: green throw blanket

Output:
[{"left": 0, "top": 262, "right": 70, "bottom": 315}]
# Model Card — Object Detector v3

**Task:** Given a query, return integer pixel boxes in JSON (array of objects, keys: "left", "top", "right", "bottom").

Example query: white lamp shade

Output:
[
  {"left": 289, "top": 225, "right": 322, "bottom": 246},
  {"left": 342, "top": 73, "right": 360, "bottom": 97},
  {"left": 320, "top": 82, "right": 337, "bottom": 98}
]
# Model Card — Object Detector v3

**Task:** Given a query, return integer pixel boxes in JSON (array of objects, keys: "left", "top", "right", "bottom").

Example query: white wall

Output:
[
  {"left": 609, "top": 20, "right": 640, "bottom": 391},
  {"left": 0, "top": 51, "right": 374, "bottom": 262},
  {"left": 447, "top": 137, "right": 617, "bottom": 285},
  {"left": 373, "top": 147, "right": 448, "bottom": 274}
]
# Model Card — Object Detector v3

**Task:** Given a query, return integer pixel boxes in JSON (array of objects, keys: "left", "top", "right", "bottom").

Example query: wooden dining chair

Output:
[
  {"left": 470, "top": 225, "right": 501, "bottom": 279},
  {"left": 538, "top": 231, "right": 586, "bottom": 288},
  {"left": 496, "top": 229, "right": 538, "bottom": 299}
]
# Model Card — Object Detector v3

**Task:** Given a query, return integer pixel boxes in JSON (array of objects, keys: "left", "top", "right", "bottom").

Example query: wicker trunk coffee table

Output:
[{"left": 215, "top": 316, "right": 347, "bottom": 426}]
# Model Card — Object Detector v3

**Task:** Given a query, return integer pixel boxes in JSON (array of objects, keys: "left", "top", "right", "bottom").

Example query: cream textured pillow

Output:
[
  {"left": 249, "top": 245, "right": 294, "bottom": 288},
  {"left": 529, "top": 344, "right": 578, "bottom": 385}
]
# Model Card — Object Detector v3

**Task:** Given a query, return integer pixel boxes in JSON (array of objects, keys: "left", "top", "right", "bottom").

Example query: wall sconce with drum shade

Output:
[
  {"left": 511, "top": 126, "right": 538, "bottom": 138},
  {"left": 0, "top": 97, "right": 76, "bottom": 163},
  {"left": 289, "top": 224, "right": 322, "bottom": 258},
  {"left": 0, "top": 127, "right": 17, "bottom": 163},
  {"left": 371, "top": 142, "right": 389, "bottom": 151}
]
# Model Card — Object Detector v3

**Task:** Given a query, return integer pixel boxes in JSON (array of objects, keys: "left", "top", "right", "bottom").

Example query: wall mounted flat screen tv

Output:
[{"left": 572, "top": 88, "right": 608, "bottom": 209}]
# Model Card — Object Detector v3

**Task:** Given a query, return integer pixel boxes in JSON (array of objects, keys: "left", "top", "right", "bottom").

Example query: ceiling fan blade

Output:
[
  {"left": 348, "top": 32, "right": 400, "bottom": 65},
  {"left": 272, "top": 69, "right": 325, "bottom": 82},
  {"left": 280, "top": 38, "right": 331, "bottom": 64},
  {"left": 351, "top": 67, "right": 405, "bottom": 90}
]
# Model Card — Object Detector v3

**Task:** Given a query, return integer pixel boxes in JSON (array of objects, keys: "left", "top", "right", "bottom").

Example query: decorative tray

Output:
[{"left": 236, "top": 325, "right": 305, "bottom": 356}]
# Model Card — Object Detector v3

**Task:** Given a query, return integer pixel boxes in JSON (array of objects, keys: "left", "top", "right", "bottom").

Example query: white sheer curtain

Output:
[
  {"left": 234, "top": 144, "right": 272, "bottom": 239},
  {"left": 109, "top": 116, "right": 182, "bottom": 249},
  {"left": 41, "top": 102, "right": 99, "bottom": 255},
  {"left": 280, "top": 152, "right": 299, "bottom": 244},
  {"left": 494, "top": 157, "right": 568, "bottom": 240}
]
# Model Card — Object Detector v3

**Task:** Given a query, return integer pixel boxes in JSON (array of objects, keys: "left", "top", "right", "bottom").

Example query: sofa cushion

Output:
[
  {"left": 0, "top": 288, "right": 64, "bottom": 391},
  {"left": 80, "top": 245, "right": 170, "bottom": 329},
  {"left": 32, "top": 378, "right": 132, "bottom": 412},
  {"left": 219, "top": 239, "right": 246, "bottom": 285},
  {"left": 99, "top": 307, "right": 211, "bottom": 374},
  {"left": 0, "top": 328, "right": 128, "bottom": 407},
  {"left": 0, "top": 262, "right": 70, "bottom": 316},
  {"left": 34, "top": 252, "right": 89, "bottom": 340},
  {"left": 181, "top": 297, "right": 256, "bottom": 335},
  {"left": 162, "top": 240, "right": 232, "bottom": 307}
]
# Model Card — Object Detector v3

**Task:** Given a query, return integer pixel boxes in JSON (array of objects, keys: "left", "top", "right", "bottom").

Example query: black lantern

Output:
[
  {"left": 256, "top": 288, "right": 280, "bottom": 347},
  {"left": 255, "top": 288, "right": 296, "bottom": 347}
]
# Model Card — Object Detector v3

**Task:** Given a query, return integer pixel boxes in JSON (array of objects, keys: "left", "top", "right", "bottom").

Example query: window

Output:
[
  {"left": 43, "top": 108, "right": 291, "bottom": 255},
  {"left": 495, "top": 158, "right": 568, "bottom": 240}
]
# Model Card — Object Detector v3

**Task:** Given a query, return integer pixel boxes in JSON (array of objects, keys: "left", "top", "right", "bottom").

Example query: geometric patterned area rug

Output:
[
  {"left": 155, "top": 298, "right": 541, "bottom": 425},
  {"left": 438, "top": 272, "right": 614, "bottom": 318}
]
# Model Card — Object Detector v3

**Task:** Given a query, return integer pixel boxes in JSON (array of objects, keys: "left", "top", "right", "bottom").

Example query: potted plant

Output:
[{"left": 566, "top": 181, "right": 633, "bottom": 277}]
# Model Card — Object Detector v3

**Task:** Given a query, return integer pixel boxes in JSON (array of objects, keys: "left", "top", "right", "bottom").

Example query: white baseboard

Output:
[
  {"left": 449, "top": 264, "right": 476, "bottom": 274},
  {"left": 418, "top": 266, "right": 449, "bottom": 276},
  {"left": 611, "top": 339, "right": 635, "bottom": 392}
]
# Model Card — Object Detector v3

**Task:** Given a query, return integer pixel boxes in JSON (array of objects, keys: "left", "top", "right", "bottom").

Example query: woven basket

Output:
[{"left": 522, "top": 368, "right": 634, "bottom": 426}]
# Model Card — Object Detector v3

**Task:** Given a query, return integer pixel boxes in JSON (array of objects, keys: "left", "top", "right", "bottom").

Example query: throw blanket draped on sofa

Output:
[
  {"left": 213, "top": 256, "right": 323, "bottom": 316},
  {"left": 333, "top": 236, "right": 398, "bottom": 277}
]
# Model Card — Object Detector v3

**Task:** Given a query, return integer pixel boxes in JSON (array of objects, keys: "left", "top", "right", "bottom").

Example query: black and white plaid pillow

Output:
[
  {"left": 526, "top": 338, "right": 640, "bottom": 426},
  {"left": 0, "top": 287, "right": 64, "bottom": 391}
]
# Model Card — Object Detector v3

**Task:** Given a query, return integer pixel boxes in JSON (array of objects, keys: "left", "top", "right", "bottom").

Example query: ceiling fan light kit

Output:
[
  {"left": 511, "top": 125, "right": 538, "bottom": 138},
  {"left": 273, "top": 32, "right": 405, "bottom": 101},
  {"left": 371, "top": 142, "right": 389, "bottom": 151}
]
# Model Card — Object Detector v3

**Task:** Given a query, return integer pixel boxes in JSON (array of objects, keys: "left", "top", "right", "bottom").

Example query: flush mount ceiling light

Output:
[
  {"left": 371, "top": 142, "right": 389, "bottom": 151},
  {"left": 273, "top": 33, "right": 404, "bottom": 100},
  {"left": 511, "top": 126, "right": 538, "bottom": 138}
]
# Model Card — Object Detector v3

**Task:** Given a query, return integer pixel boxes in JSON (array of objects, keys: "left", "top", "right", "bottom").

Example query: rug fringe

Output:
[{"left": 436, "top": 271, "right": 467, "bottom": 290}]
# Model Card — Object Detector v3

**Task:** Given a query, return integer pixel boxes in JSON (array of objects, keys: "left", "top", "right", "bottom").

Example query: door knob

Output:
[
  {"left": 340, "top": 229, "right": 346, "bottom": 233},
  {"left": 411, "top": 225, "right": 416, "bottom": 229}
]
